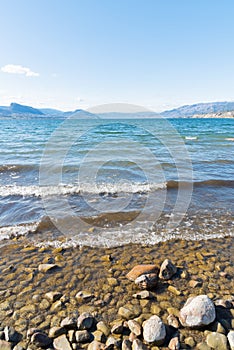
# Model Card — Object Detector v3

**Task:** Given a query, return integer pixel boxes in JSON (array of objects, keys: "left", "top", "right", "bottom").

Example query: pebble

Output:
[
  {"left": 111, "top": 320, "right": 123, "bottom": 334},
  {"left": 168, "top": 335, "right": 180, "bottom": 350},
  {"left": 167, "top": 314, "right": 180, "bottom": 329},
  {"left": 106, "top": 335, "right": 122, "bottom": 348},
  {"left": 179, "top": 295, "right": 216, "bottom": 327},
  {"left": 75, "top": 291, "right": 94, "bottom": 302},
  {"left": 122, "top": 339, "right": 132, "bottom": 350},
  {"left": 126, "top": 265, "right": 159, "bottom": 281},
  {"left": 48, "top": 326, "right": 66, "bottom": 338},
  {"left": 143, "top": 315, "right": 166, "bottom": 345},
  {"left": 133, "top": 291, "right": 154, "bottom": 299},
  {"left": 167, "top": 285, "right": 181, "bottom": 296},
  {"left": 159, "top": 259, "right": 177, "bottom": 280},
  {"left": 227, "top": 331, "right": 234, "bottom": 350},
  {"left": 30, "top": 332, "right": 52, "bottom": 348},
  {"left": 132, "top": 338, "right": 148, "bottom": 350},
  {"left": 128, "top": 320, "right": 141, "bottom": 336},
  {"left": 77, "top": 312, "right": 94, "bottom": 330},
  {"left": 188, "top": 279, "right": 202, "bottom": 288},
  {"left": 135, "top": 274, "right": 158, "bottom": 290},
  {"left": 206, "top": 332, "right": 228, "bottom": 350},
  {"left": 53, "top": 334, "right": 73, "bottom": 350},
  {"left": 60, "top": 316, "right": 77, "bottom": 329},
  {"left": 45, "top": 291, "right": 63, "bottom": 303},
  {"left": 185, "top": 336, "right": 196, "bottom": 347},
  {"left": 96, "top": 321, "right": 110, "bottom": 337},
  {"left": 4, "top": 326, "right": 21, "bottom": 343},
  {"left": 38, "top": 263, "right": 58, "bottom": 273},
  {"left": 0, "top": 340, "right": 12, "bottom": 350},
  {"left": 75, "top": 330, "right": 90, "bottom": 343},
  {"left": 88, "top": 340, "right": 105, "bottom": 350}
]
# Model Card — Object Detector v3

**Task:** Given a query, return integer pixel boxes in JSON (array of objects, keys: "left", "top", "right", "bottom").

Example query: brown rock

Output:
[{"left": 126, "top": 265, "right": 159, "bottom": 281}]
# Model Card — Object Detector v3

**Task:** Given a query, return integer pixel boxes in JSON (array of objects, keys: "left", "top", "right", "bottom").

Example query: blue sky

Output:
[{"left": 0, "top": 0, "right": 234, "bottom": 111}]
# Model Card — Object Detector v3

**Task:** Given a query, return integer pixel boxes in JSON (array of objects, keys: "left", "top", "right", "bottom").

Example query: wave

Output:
[
  {"left": 0, "top": 164, "right": 38, "bottom": 173},
  {"left": 185, "top": 136, "right": 198, "bottom": 140},
  {"left": 1, "top": 178, "right": 234, "bottom": 197}
]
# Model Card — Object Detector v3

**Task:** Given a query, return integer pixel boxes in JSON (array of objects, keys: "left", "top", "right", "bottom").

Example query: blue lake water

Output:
[{"left": 0, "top": 117, "right": 233, "bottom": 247}]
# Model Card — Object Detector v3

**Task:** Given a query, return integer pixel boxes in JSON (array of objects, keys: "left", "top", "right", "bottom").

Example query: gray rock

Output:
[
  {"left": 128, "top": 320, "right": 141, "bottom": 336},
  {"left": 143, "top": 315, "right": 166, "bottom": 345},
  {"left": 53, "top": 334, "right": 73, "bottom": 350},
  {"left": 168, "top": 335, "right": 180, "bottom": 350},
  {"left": 77, "top": 312, "right": 94, "bottom": 330},
  {"left": 31, "top": 332, "right": 52, "bottom": 348},
  {"left": 206, "top": 332, "right": 228, "bottom": 350},
  {"left": 132, "top": 291, "right": 154, "bottom": 299},
  {"left": 179, "top": 295, "right": 216, "bottom": 327},
  {"left": 0, "top": 340, "right": 12, "bottom": 350},
  {"left": 159, "top": 259, "right": 177, "bottom": 280},
  {"left": 228, "top": 331, "right": 234, "bottom": 350},
  {"left": 60, "top": 317, "right": 77, "bottom": 329},
  {"left": 38, "top": 263, "right": 58, "bottom": 272},
  {"left": 135, "top": 274, "right": 158, "bottom": 290},
  {"left": 4, "top": 326, "right": 21, "bottom": 343},
  {"left": 75, "top": 330, "right": 90, "bottom": 343}
]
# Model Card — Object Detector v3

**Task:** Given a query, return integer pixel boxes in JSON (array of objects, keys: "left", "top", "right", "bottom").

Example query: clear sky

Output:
[{"left": 0, "top": 0, "right": 234, "bottom": 111}]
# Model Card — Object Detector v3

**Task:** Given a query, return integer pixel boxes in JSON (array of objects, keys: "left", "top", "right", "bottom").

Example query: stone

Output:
[
  {"left": 189, "top": 279, "right": 202, "bottom": 288},
  {"left": 88, "top": 340, "right": 105, "bottom": 350},
  {"left": 168, "top": 336, "right": 180, "bottom": 350},
  {"left": 50, "top": 300, "right": 62, "bottom": 312},
  {"left": 215, "top": 299, "right": 233, "bottom": 308},
  {"left": 0, "top": 340, "right": 11, "bottom": 350},
  {"left": 128, "top": 320, "right": 141, "bottom": 336},
  {"left": 76, "top": 290, "right": 94, "bottom": 302},
  {"left": 167, "top": 286, "right": 181, "bottom": 296},
  {"left": 122, "top": 339, "right": 132, "bottom": 350},
  {"left": 38, "top": 263, "right": 58, "bottom": 272},
  {"left": 132, "top": 339, "right": 148, "bottom": 350},
  {"left": 159, "top": 259, "right": 177, "bottom": 280},
  {"left": 106, "top": 335, "right": 122, "bottom": 348},
  {"left": 228, "top": 331, "right": 234, "bottom": 350},
  {"left": 61, "top": 317, "right": 77, "bottom": 329},
  {"left": 96, "top": 321, "right": 110, "bottom": 337},
  {"left": 143, "top": 315, "right": 166, "bottom": 345},
  {"left": 126, "top": 265, "right": 159, "bottom": 281},
  {"left": 133, "top": 291, "right": 154, "bottom": 299},
  {"left": 75, "top": 330, "right": 90, "bottom": 343},
  {"left": 92, "top": 330, "right": 106, "bottom": 343},
  {"left": 206, "top": 332, "right": 228, "bottom": 350},
  {"left": 107, "top": 278, "right": 118, "bottom": 286},
  {"left": 53, "top": 334, "right": 73, "bottom": 350},
  {"left": 45, "top": 291, "right": 62, "bottom": 303},
  {"left": 77, "top": 312, "right": 94, "bottom": 330},
  {"left": 26, "top": 328, "right": 41, "bottom": 339},
  {"left": 197, "top": 342, "right": 212, "bottom": 350},
  {"left": 31, "top": 332, "right": 52, "bottom": 348},
  {"left": 179, "top": 295, "right": 216, "bottom": 327},
  {"left": 118, "top": 306, "right": 139, "bottom": 320},
  {"left": 4, "top": 326, "right": 21, "bottom": 343},
  {"left": 167, "top": 314, "right": 180, "bottom": 329},
  {"left": 48, "top": 326, "right": 66, "bottom": 338},
  {"left": 185, "top": 336, "right": 196, "bottom": 347},
  {"left": 111, "top": 320, "right": 123, "bottom": 334},
  {"left": 135, "top": 274, "right": 158, "bottom": 290}
]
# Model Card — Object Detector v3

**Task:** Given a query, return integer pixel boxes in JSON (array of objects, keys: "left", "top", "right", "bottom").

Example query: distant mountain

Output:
[{"left": 161, "top": 101, "right": 234, "bottom": 117}]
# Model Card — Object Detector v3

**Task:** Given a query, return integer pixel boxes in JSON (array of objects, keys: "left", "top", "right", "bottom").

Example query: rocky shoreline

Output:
[{"left": 0, "top": 236, "right": 233, "bottom": 349}]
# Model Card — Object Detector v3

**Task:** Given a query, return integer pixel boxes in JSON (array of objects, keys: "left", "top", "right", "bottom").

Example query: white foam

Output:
[
  {"left": 185, "top": 136, "right": 198, "bottom": 140},
  {"left": 0, "top": 223, "right": 38, "bottom": 241}
]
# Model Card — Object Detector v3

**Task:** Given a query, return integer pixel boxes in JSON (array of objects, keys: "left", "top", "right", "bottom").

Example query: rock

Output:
[
  {"left": 168, "top": 335, "right": 180, "bottom": 350},
  {"left": 133, "top": 291, "right": 154, "bottom": 299},
  {"left": 60, "top": 317, "right": 77, "bottom": 329},
  {"left": 92, "top": 330, "right": 106, "bottom": 343},
  {"left": 118, "top": 306, "right": 139, "bottom": 320},
  {"left": 197, "top": 342, "right": 212, "bottom": 350},
  {"left": 75, "top": 290, "right": 94, "bottom": 302},
  {"left": 167, "top": 286, "right": 181, "bottom": 296},
  {"left": 96, "top": 321, "right": 110, "bottom": 337},
  {"left": 189, "top": 279, "right": 202, "bottom": 288},
  {"left": 135, "top": 274, "right": 158, "bottom": 290},
  {"left": 107, "top": 278, "right": 118, "bottom": 286},
  {"left": 122, "top": 339, "right": 132, "bottom": 350},
  {"left": 75, "top": 330, "right": 90, "bottom": 343},
  {"left": 143, "top": 315, "right": 166, "bottom": 345},
  {"left": 45, "top": 291, "right": 62, "bottom": 303},
  {"left": 215, "top": 299, "right": 233, "bottom": 308},
  {"left": 38, "top": 263, "right": 58, "bottom": 272},
  {"left": 206, "top": 332, "right": 228, "bottom": 350},
  {"left": 4, "top": 326, "right": 21, "bottom": 343},
  {"left": 132, "top": 339, "right": 148, "bottom": 350},
  {"left": 31, "top": 332, "right": 52, "bottom": 348},
  {"left": 88, "top": 340, "right": 105, "bottom": 350},
  {"left": 179, "top": 295, "right": 216, "bottom": 327},
  {"left": 26, "top": 328, "right": 42, "bottom": 339},
  {"left": 0, "top": 340, "right": 12, "bottom": 350},
  {"left": 128, "top": 320, "right": 141, "bottom": 336},
  {"left": 167, "top": 314, "right": 180, "bottom": 329},
  {"left": 126, "top": 265, "right": 159, "bottom": 281},
  {"left": 48, "top": 326, "right": 66, "bottom": 338},
  {"left": 111, "top": 320, "right": 123, "bottom": 334},
  {"left": 53, "top": 334, "right": 73, "bottom": 350},
  {"left": 50, "top": 300, "right": 62, "bottom": 312},
  {"left": 159, "top": 259, "right": 177, "bottom": 280},
  {"left": 228, "top": 331, "right": 234, "bottom": 350},
  {"left": 106, "top": 335, "right": 122, "bottom": 348},
  {"left": 185, "top": 336, "right": 196, "bottom": 347},
  {"left": 77, "top": 312, "right": 94, "bottom": 330}
]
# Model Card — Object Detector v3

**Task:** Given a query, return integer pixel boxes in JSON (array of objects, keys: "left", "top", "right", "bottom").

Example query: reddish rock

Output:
[{"left": 126, "top": 265, "right": 159, "bottom": 281}]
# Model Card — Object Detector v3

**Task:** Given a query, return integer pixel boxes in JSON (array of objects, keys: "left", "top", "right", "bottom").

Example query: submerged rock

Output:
[
  {"left": 179, "top": 295, "right": 216, "bottom": 328},
  {"left": 206, "top": 332, "right": 228, "bottom": 350},
  {"left": 38, "top": 263, "right": 58, "bottom": 273},
  {"left": 143, "top": 315, "right": 166, "bottom": 345},
  {"left": 126, "top": 265, "right": 159, "bottom": 281},
  {"left": 135, "top": 274, "right": 158, "bottom": 290},
  {"left": 159, "top": 259, "right": 177, "bottom": 280}
]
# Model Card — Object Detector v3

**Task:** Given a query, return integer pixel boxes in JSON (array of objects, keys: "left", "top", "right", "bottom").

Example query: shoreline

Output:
[{"left": 0, "top": 235, "right": 233, "bottom": 349}]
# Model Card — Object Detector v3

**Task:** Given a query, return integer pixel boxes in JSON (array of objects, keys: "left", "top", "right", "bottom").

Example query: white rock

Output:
[
  {"left": 143, "top": 315, "right": 166, "bottom": 345},
  {"left": 179, "top": 295, "right": 215, "bottom": 327},
  {"left": 228, "top": 331, "right": 234, "bottom": 350}
]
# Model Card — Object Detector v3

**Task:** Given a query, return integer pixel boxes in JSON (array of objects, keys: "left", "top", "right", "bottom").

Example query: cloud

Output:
[{"left": 1, "top": 64, "right": 39, "bottom": 77}]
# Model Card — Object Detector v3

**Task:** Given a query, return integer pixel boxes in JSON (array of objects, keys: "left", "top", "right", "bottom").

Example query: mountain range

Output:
[{"left": 0, "top": 101, "right": 234, "bottom": 118}]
